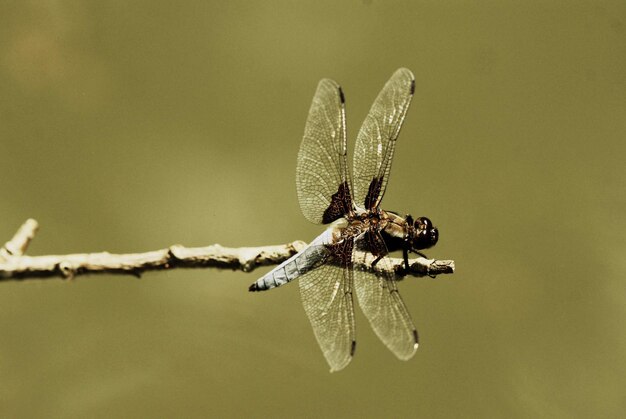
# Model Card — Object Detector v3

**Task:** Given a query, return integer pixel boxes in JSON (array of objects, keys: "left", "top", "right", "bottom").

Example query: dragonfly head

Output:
[{"left": 411, "top": 216, "right": 438, "bottom": 250}]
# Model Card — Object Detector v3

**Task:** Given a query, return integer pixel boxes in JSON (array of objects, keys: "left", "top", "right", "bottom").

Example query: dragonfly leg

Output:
[
  {"left": 403, "top": 247, "right": 410, "bottom": 271},
  {"left": 371, "top": 255, "right": 383, "bottom": 267}
]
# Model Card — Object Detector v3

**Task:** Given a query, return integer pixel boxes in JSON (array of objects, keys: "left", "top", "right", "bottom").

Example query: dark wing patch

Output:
[
  {"left": 363, "top": 176, "right": 383, "bottom": 211},
  {"left": 322, "top": 181, "right": 352, "bottom": 224}
]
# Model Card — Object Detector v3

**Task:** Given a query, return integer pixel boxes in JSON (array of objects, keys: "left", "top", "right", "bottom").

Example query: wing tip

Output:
[
  {"left": 327, "top": 342, "right": 356, "bottom": 373},
  {"left": 397, "top": 329, "right": 419, "bottom": 361},
  {"left": 409, "top": 329, "right": 420, "bottom": 358},
  {"left": 338, "top": 86, "right": 345, "bottom": 104},
  {"left": 395, "top": 67, "right": 415, "bottom": 95},
  {"left": 248, "top": 283, "right": 260, "bottom": 292}
]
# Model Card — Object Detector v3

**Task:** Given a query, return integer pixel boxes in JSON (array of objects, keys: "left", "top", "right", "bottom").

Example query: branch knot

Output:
[{"left": 57, "top": 261, "right": 76, "bottom": 280}]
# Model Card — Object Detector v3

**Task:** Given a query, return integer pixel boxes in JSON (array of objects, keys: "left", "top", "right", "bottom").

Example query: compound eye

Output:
[
  {"left": 415, "top": 217, "right": 432, "bottom": 230},
  {"left": 430, "top": 227, "right": 439, "bottom": 245}
]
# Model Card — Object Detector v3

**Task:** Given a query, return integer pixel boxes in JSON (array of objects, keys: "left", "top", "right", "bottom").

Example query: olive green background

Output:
[{"left": 1, "top": 1, "right": 624, "bottom": 417}]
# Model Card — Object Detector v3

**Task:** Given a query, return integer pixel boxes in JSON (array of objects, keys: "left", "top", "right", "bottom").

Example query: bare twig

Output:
[
  {"left": 0, "top": 218, "right": 39, "bottom": 260},
  {"left": 0, "top": 219, "right": 454, "bottom": 282}
]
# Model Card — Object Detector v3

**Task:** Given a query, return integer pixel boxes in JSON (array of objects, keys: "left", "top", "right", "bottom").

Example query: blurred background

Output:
[{"left": 0, "top": 1, "right": 624, "bottom": 417}]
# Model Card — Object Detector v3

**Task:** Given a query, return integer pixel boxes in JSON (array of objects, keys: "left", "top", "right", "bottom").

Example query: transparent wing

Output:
[
  {"left": 299, "top": 240, "right": 356, "bottom": 372},
  {"left": 297, "top": 79, "right": 352, "bottom": 224},
  {"left": 353, "top": 68, "right": 415, "bottom": 210},
  {"left": 353, "top": 233, "right": 419, "bottom": 360}
]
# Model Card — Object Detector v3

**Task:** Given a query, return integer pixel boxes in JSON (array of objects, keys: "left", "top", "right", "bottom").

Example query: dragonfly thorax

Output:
[{"left": 380, "top": 212, "right": 438, "bottom": 254}]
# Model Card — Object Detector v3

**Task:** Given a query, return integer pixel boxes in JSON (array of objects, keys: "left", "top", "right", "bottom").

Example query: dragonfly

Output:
[{"left": 249, "top": 68, "right": 439, "bottom": 372}]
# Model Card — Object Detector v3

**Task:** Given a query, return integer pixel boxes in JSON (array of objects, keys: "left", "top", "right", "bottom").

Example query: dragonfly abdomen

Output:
[{"left": 249, "top": 230, "right": 332, "bottom": 292}]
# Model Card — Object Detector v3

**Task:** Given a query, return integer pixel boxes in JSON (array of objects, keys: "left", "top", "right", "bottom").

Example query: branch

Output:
[
  {"left": 0, "top": 219, "right": 455, "bottom": 283},
  {"left": 0, "top": 218, "right": 38, "bottom": 259}
]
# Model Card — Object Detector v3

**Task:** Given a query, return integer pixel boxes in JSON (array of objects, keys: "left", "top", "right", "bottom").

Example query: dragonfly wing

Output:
[
  {"left": 353, "top": 68, "right": 415, "bottom": 210},
  {"left": 352, "top": 232, "right": 419, "bottom": 360},
  {"left": 299, "top": 239, "right": 356, "bottom": 372},
  {"left": 297, "top": 79, "right": 352, "bottom": 224}
]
